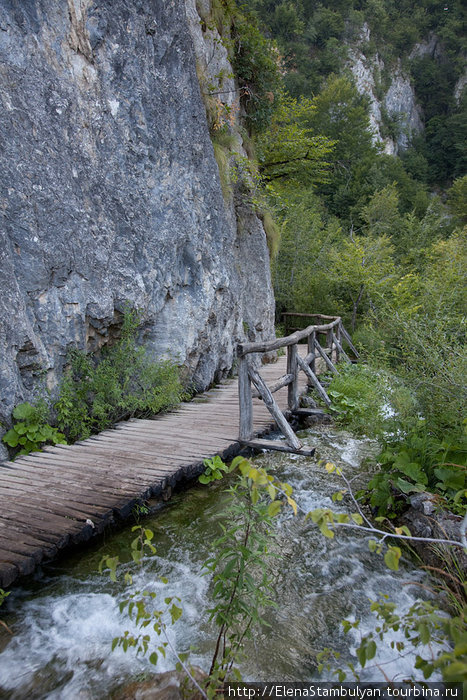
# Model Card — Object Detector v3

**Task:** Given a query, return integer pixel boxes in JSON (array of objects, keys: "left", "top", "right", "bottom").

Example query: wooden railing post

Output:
[
  {"left": 308, "top": 330, "right": 316, "bottom": 375},
  {"left": 335, "top": 321, "right": 341, "bottom": 362},
  {"left": 287, "top": 344, "right": 299, "bottom": 411},
  {"left": 326, "top": 328, "right": 333, "bottom": 360},
  {"left": 238, "top": 354, "right": 253, "bottom": 440}
]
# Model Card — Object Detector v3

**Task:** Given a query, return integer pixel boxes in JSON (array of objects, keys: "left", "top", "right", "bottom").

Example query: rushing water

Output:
[{"left": 0, "top": 427, "right": 431, "bottom": 698}]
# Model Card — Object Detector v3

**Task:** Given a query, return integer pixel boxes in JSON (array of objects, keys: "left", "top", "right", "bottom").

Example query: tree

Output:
[
  {"left": 305, "top": 76, "right": 379, "bottom": 222},
  {"left": 330, "top": 233, "right": 396, "bottom": 329},
  {"left": 448, "top": 174, "right": 467, "bottom": 226},
  {"left": 256, "top": 94, "right": 335, "bottom": 185}
]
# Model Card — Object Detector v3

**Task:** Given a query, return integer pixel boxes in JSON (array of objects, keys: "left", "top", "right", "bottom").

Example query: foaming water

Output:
[{"left": 0, "top": 427, "right": 432, "bottom": 697}]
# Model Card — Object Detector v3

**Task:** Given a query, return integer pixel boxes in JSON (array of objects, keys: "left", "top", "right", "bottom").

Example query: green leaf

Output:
[
  {"left": 169, "top": 603, "right": 182, "bottom": 623},
  {"left": 394, "top": 454, "right": 428, "bottom": 484},
  {"left": 351, "top": 513, "right": 363, "bottom": 525},
  {"left": 366, "top": 640, "right": 376, "bottom": 660},
  {"left": 12, "top": 403, "right": 35, "bottom": 421},
  {"left": 149, "top": 652, "right": 158, "bottom": 666},
  {"left": 418, "top": 622, "right": 430, "bottom": 645},
  {"left": 336, "top": 513, "right": 350, "bottom": 523},
  {"left": 443, "top": 661, "right": 467, "bottom": 682},
  {"left": 267, "top": 500, "right": 281, "bottom": 517},
  {"left": 396, "top": 477, "right": 425, "bottom": 494},
  {"left": 319, "top": 522, "right": 335, "bottom": 538},
  {"left": 357, "top": 643, "right": 367, "bottom": 667},
  {"left": 2, "top": 429, "right": 19, "bottom": 447},
  {"left": 384, "top": 546, "right": 401, "bottom": 571}
]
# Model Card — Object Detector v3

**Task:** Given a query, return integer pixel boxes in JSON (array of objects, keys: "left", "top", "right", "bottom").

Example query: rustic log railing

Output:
[{"left": 237, "top": 314, "right": 359, "bottom": 454}]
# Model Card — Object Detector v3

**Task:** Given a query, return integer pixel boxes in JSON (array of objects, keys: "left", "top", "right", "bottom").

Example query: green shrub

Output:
[
  {"left": 55, "top": 310, "right": 185, "bottom": 442},
  {"left": 2, "top": 401, "right": 67, "bottom": 458},
  {"left": 367, "top": 423, "right": 467, "bottom": 516},
  {"left": 328, "top": 363, "right": 416, "bottom": 438}
]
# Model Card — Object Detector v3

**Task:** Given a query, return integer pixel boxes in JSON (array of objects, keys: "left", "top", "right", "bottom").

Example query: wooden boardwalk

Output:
[{"left": 0, "top": 353, "right": 309, "bottom": 589}]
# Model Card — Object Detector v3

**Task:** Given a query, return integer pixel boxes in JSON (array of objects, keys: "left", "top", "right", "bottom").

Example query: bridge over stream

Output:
[{"left": 0, "top": 315, "right": 357, "bottom": 589}]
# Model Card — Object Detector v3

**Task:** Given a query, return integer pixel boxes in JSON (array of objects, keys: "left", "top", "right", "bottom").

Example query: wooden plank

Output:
[{"left": 239, "top": 439, "right": 315, "bottom": 457}]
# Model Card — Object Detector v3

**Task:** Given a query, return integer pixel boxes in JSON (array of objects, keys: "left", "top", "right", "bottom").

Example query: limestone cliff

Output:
[
  {"left": 347, "top": 23, "right": 423, "bottom": 155},
  {"left": 0, "top": 0, "right": 275, "bottom": 435}
]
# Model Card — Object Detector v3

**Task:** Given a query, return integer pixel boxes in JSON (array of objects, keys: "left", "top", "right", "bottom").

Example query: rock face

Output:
[
  {"left": 0, "top": 0, "right": 275, "bottom": 427},
  {"left": 347, "top": 23, "right": 423, "bottom": 155}
]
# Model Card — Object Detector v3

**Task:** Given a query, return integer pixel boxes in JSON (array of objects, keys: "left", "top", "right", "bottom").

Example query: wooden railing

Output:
[{"left": 237, "top": 314, "right": 358, "bottom": 454}]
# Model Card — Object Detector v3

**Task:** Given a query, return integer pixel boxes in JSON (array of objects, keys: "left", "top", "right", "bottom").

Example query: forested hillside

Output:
[{"left": 224, "top": 0, "right": 466, "bottom": 436}]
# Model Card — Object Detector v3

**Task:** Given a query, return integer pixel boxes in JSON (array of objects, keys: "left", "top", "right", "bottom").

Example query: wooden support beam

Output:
[
  {"left": 340, "top": 325, "right": 360, "bottom": 358},
  {"left": 251, "top": 373, "right": 294, "bottom": 399},
  {"left": 314, "top": 339, "right": 338, "bottom": 374},
  {"left": 238, "top": 356, "right": 253, "bottom": 440},
  {"left": 326, "top": 328, "right": 333, "bottom": 360},
  {"left": 332, "top": 332, "right": 351, "bottom": 363},
  {"left": 248, "top": 367, "right": 302, "bottom": 450},
  {"left": 297, "top": 355, "right": 332, "bottom": 406}
]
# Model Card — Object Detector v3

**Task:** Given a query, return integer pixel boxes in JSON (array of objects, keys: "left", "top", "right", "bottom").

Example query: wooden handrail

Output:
[
  {"left": 237, "top": 313, "right": 358, "bottom": 454},
  {"left": 238, "top": 317, "right": 341, "bottom": 356}
]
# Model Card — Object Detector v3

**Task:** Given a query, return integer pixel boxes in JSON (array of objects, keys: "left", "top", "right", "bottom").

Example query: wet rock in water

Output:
[
  {"left": 401, "top": 493, "right": 467, "bottom": 573},
  {"left": 113, "top": 669, "right": 207, "bottom": 700}
]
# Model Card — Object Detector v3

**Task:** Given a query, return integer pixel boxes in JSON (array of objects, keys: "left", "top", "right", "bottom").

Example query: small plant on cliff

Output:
[
  {"left": 2, "top": 401, "right": 67, "bottom": 458},
  {"left": 55, "top": 308, "right": 185, "bottom": 441}
]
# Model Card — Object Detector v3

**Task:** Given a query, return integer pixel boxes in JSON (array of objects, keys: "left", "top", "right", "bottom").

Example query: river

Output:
[{"left": 0, "top": 426, "right": 431, "bottom": 698}]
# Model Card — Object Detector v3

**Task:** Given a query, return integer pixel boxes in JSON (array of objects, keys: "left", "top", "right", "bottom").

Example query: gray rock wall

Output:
[
  {"left": 347, "top": 23, "right": 423, "bottom": 155},
  {"left": 0, "top": 0, "right": 275, "bottom": 427}
]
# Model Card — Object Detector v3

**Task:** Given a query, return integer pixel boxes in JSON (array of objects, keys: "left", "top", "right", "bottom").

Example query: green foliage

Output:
[
  {"left": 230, "top": 9, "right": 282, "bottom": 133},
  {"left": 448, "top": 175, "right": 467, "bottom": 227},
  {"left": 260, "top": 210, "right": 281, "bottom": 258},
  {"left": 367, "top": 426, "right": 467, "bottom": 516},
  {"left": 0, "top": 588, "right": 11, "bottom": 635},
  {"left": 255, "top": 93, "right": 335, "bottom": 186},
  {"left": 2, "top": 401, "right": 67, "bottom": 458},
  {"left": 55, "top": 309, "right": 185, "bottom": 441},
  {"left": 199, "top": 455, "right": 234, "bottom": 483}
]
